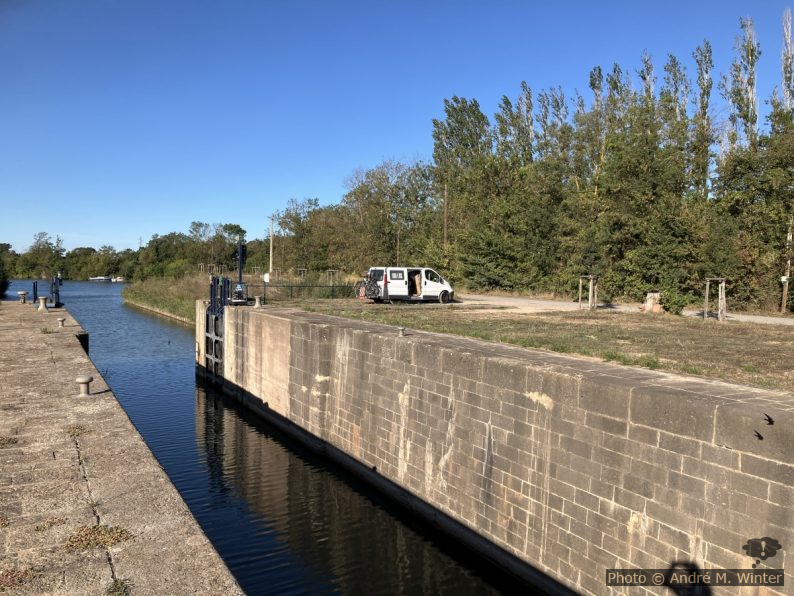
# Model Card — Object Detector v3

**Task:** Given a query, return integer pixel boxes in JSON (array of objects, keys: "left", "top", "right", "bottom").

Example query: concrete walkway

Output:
[
  {"left": 458, "top": 293, "right": 794, "bottom": 326},
  {"left": 0, "top": 301, "right": 242, "bottom": 595}
]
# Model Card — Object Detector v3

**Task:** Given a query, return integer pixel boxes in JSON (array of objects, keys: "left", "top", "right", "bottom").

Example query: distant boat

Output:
[
  {"left": 89, "top": 276, "right": 112, "bottom": 282},
  {"left": 111, "top": 276, "right": 125, "bottom": 282}
]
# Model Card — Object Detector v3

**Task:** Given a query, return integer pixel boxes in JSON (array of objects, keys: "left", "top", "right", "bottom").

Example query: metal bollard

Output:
[
  {"left": 17, "top": 291, "right": 28, "bottom": 304},
  {"left": 57, "top": 318, "right": 66, "bottom": 328},
  {"left": 76, "top": 375, "right": 93, "bottom": 397},
  {"left": 398, "top": 327, "right": 406, "bottom": 337},
  {"left": 38, "top": 296, "right": 48, "bottom": 312}
]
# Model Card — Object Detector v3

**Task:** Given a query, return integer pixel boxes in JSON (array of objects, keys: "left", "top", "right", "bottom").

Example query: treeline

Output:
[
  {"left": 274, "top": 15, "right": 794, "bottom": 311},
  {"left": 4, "top": 15, "right": 793, "bottom": 311},
  {"left": 0, "top": 223, "right": 272, "bottom": 286}
]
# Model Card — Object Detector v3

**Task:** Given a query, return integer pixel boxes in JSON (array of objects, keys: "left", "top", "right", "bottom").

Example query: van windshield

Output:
[{"left": 369, "top": 269, "right": 384, "bottom": 281}]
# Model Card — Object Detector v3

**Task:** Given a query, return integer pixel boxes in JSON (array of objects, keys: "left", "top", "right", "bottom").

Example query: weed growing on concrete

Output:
[
  {"left": 105, "top": 578, "right": 133, "bottom": 595},
  {"left": 64, "top": 525, "right": 133, "bottom": 552},
  {"left": 66, "top": 425, "right": 88, "bottom": 438},
  {"left": 0, "top": 436, "right": 17, "bottom": 448},
  {"left": 34, "top": 517, "right": 66, "bottom": 532},
  {"left": 40, "top": 327, "right": 53, "bottom": 334},
  {"left": 0, "top": 567, "right": 33, "bottom": 590},
  {"left": 82, "top": 497, "right": 100, "bottom": 510},
  {"left": 0, "top": 516, "right": 8, "bottom": 528}
]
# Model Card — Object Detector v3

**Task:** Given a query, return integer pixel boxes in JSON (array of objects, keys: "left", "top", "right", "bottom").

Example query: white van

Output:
[{"left": 363, "top": 267, "right": 454, "bottom": 304}]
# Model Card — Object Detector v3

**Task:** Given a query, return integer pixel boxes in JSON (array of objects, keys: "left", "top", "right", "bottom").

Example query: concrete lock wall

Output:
[{"left": 198, "top": 305, "right": 794, "bottom": 595}]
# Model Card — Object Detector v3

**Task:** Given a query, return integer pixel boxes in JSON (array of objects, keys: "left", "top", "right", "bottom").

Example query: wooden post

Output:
[
  {"left": 579, "top": 275, "right": 598, "bottom": 311},
  {"left": 718, "top": 279, "right": 726, "bottom": 322},
  {"left": 705, "top": 278, "right": 727, "bottom": 322},
  {"left": 588, "top": 277, "right": 595, "bottom": 311}
]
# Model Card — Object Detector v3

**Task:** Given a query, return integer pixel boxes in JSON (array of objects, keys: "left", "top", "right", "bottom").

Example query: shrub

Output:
[{"left": 659, "top": 285, "right": 689, "bottom": 315}]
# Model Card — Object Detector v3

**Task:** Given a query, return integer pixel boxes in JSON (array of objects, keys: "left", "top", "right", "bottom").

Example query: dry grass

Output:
[
  {"left": 0, "top": 436, "right": 18, "bottom": 448},
  {"left": 298, "top": 299, "right": 794, "bottom": 393},
  {"left": 64, "top": 525, "right": 132, "bottom": 552},
  {"left": 66, "top": 425, "right": 88, "bottom": 439},
  {"left": 0, "top": 568, "right": 33, "bottom": 590},
  {"left": 34, "top": 517, "right": 66, "bottom": 532}
]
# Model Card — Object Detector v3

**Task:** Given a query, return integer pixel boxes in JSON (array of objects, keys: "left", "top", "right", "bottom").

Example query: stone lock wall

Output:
[{"left": 200, "top": 305, "right": 793, "bottom": 594}]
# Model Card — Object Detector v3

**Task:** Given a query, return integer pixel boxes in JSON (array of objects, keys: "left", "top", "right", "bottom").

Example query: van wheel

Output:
[{"left": 439, "top": 291, "right": 450, "bottom": 304}]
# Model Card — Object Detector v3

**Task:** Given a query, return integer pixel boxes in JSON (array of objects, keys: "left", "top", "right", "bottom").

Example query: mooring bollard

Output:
[
  {"left": 398, "top": 327, "right": 406, "bottom": 337},
  {"left": 17, "top": 291, "right": 28, "bottom": 304},
  {"left": 76, "top": 375, "right": 93, "bottom": 397},
  {"left": 37, "top": 296, "right": 48, "bottom": 312},
  {"left": 254, "top": 295, "right": 262, "bottom": 308},
  {"left": 57, "top": 317, "right": 66, "bottom": 328}
]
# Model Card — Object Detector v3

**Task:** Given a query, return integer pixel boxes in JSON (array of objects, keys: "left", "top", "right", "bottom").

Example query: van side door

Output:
[{"left": 386, "top": 268, "right": 408, "bottom": 298}]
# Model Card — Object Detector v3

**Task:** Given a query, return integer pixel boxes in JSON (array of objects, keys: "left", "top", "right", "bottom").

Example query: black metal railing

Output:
[{"left": 248, "top": 283, "right": 356, "bottom": 303}]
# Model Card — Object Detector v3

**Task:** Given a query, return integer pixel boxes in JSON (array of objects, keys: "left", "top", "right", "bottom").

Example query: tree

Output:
[
  {"left": 16, "top": 233, "right": 64, "bottom": 279},
  {"left": 691, "top": 40, "right": 714, "bottom": 200},
  {"left": 719, "top": 17, "right": 762, "bottom": 151},
  {"left": 494, "top": 81, "right": 534, "bottom": 166}
]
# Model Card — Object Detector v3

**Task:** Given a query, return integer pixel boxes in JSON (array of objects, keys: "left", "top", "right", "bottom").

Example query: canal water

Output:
[{"left": 14, "top": 281, "right": 524, "bottom": 595}]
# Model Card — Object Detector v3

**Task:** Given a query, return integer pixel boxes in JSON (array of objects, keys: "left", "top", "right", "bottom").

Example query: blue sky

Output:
[{"left": 1, "top": 0, "right": 792, "bottom": 252}]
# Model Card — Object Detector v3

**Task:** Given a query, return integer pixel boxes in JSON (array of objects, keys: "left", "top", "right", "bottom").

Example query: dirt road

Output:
[{"left": 457, "top": 293, "right": 794, "bottom": 326}]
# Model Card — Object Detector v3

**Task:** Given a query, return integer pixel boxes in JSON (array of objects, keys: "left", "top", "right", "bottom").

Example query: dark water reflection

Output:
[{"left": 17, "top": 281, "right": 523, "bottom": 595}]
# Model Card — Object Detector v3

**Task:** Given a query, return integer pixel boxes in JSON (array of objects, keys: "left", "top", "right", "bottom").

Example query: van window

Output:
[
  {"left": 425, "top": 269, "right": 441, "bottom": 283},
  {"left": 389, "top": 270, "right": 405, "bottom": 280},
  {"left": 369, "top": 269, "right": 384, "bottom": 281}
]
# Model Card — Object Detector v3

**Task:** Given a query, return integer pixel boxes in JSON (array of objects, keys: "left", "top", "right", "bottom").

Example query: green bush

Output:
[{"left": 659, "top": 285, "right": 689, "bottom": 315}]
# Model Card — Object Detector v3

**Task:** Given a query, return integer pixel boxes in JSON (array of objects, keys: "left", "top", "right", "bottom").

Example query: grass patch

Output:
[
  {"left": 66, "top": 425, "right": 88, "bottom": 438},
  {"left": 34, "top": 517, "right": 66, "bottom": 532},
  {"left": 292, "top": 299, "right": 794, "bottom": 392},
  {"left": 40, "top": 327, "right": 53, "bottom": 334},
  {"left": 0, "top": 436, "right": 18, "bottom": 448},
  {"left": 0, "top": 568, "right": 33, "bottom": 590},
  {"left": 106, "top": 578, "right": 133, "bottom": 596},
  {"left": 122, "top": 274, "right": 208, "bottom": 322},
  {"left": 64, "top": 525, "right": 132, "bottom": 552}
]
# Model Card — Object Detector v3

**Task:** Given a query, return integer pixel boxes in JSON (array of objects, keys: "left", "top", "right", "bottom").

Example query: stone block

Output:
[
  {"left": 441, "top": 349, "right": 482, "bottom": 381},
  {"left": 631, "top": 385, "right": 717, "bottom": 441},
  {"left": 714, "top": 403, "right": 793, "bottom": 462},
  {"left": 585, "top": 412, "right": 628, "bottom": 436},
  {"left": 578, "top": 374, "right": 634, "bottom": 419},
  {"left": 540, "top": 369, "right": 581, "bottom": 410},
  {"left": 482, "top": 358, "right": 528, "bottom": 392},
  {"left": 667, "top": 471, "right": 706, "bottom": 499},
  {"left": 740, "top": 454, "right": 794, "bottom": 485}
]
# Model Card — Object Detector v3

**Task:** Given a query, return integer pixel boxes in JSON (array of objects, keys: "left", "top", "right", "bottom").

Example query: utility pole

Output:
[
  {"left": 782, "top": 216, "right": 792, "bottom": 313},
  {"left": 269, "top": 213, "right": 274, "bottom": 274}
]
